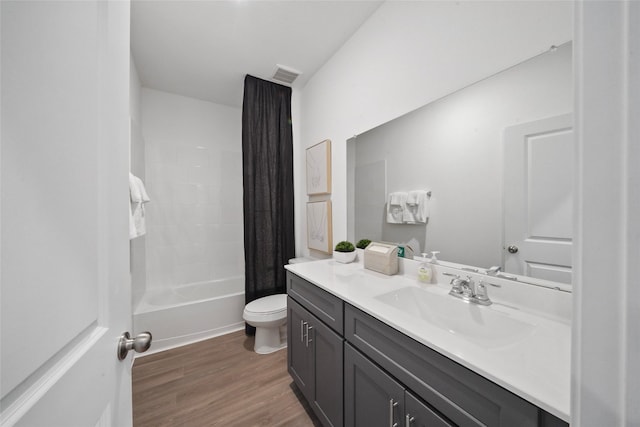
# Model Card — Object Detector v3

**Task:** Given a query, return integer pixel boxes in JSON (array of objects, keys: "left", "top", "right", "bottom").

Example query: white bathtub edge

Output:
[{"left": 135, "top": 322, "right": 246, "bottom": 358}]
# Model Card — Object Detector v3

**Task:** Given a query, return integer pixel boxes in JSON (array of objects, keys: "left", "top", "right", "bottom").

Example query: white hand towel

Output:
[
  {"left": 389, "top": 191, "right": 407, "bottom": 206},
  {"left": 129, "top": 200, "right": 138, "bottom": 239},
  {"left": 386, "top": 192, "right": 407, "bottom": 224},
  {"left": 129, "top": 173, "right": 142, "bottom": 203},
  {"left": 129, "top": 173, "right": 151, "bottom": 239},
  {"left": 134, "top": 175, "right": 151, "bottom": 203},
  {"left": 406, "top": 191, "right": 419, "bottom": 206},
  {"left": 403, "top": 190, "right": 430, "bottom": 223}
]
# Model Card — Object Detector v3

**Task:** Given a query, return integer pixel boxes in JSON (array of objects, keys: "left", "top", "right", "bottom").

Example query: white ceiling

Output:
[{"left": 131, "top": 0, "right": 383, "bottom": 108}]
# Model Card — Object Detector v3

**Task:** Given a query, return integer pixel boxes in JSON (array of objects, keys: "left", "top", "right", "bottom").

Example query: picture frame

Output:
[
  {"left": 307, "top": 200, "right": 333, "bottom": 253},
  {"left": 306, "top": 139, "right": 331, "bottom": 195}
]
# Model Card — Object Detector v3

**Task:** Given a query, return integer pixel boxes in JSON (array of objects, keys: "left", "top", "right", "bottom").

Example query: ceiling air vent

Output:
[{"left": 272, "top": 64, "right": 301, "bottom": 85}]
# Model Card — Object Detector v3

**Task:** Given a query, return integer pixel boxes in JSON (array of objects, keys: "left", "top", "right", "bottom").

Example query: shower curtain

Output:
[{"left": 242, "top": 75, "right": 295, "bottom": 335}]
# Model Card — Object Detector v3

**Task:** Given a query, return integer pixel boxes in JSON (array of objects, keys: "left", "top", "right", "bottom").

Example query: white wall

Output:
[
  {"left": 130, "top": 55, "right": 147, "bottom": 309},
  {"left": 298, "top": 1, "right": 573, "bottom": 257},
  {"left": 572, "top": 2, "right": 640, "bottom": 425},
  {"left": 352, "top": 43, "right": 572, "bottom": 268},
  {"left": 140, "top": 88, "right": 243, "bottom": 292}
]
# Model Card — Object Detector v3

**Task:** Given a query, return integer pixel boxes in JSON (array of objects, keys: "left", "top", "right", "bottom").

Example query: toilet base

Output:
[{"left": 254, "top": 324, "right": 287, "bottom": 354}]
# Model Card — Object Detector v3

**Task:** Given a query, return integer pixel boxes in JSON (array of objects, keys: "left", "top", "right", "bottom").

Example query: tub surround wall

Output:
[{"left": 141, "top": 88, "right": 243, "bottom": 292}]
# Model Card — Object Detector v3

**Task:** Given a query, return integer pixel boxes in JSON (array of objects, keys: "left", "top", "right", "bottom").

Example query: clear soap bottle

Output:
[
  {"left": 418, "top": 252, "right": 433, "bottom": 283},
  {"left": 418, "top": 251, "right": 440, "bottom": 283}
]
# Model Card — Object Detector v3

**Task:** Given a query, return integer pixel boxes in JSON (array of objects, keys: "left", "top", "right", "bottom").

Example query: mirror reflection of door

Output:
[{"left": 503, "top": 113, "right": 573, "bottom": 284}]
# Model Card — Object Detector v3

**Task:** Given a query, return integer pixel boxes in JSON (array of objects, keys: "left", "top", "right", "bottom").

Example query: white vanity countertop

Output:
[{"left": 285, "top": 258, "right": 571, "bottom": 422}]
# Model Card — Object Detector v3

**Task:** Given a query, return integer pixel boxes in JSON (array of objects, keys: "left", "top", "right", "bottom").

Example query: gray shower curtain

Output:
[{"left": 242, "top": 75, "right": 295, "bottom": 335}]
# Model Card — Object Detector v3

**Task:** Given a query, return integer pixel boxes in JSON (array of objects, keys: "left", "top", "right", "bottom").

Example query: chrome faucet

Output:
[{"left": 443, "top": 272, "right": 500, "bottom": 306}]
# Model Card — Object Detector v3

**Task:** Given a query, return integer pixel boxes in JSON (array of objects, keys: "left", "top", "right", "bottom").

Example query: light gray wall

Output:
[
  {"left": 298, "top": 1, "right": 573, "bottom": 257},
  {"left": 352, "top": 43, "right": 572, "bottom": 268}
]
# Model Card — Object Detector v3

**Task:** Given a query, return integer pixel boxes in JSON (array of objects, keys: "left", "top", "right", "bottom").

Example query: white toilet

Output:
[{"left": 243, "top": 294, "right": 288, "bottom": 354}]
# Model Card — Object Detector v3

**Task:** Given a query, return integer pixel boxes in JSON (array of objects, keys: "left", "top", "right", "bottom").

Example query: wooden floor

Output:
[{"left": 132, "top": 330, "right": 321, "bottom": 427}]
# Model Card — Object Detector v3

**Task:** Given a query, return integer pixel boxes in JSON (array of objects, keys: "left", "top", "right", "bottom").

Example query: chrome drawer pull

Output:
[
  {"left": 405, "top": 414, "right": 415, "bottom": 427},
  {"left": 306, "top": 325, "right": 313, "bottom": 347},
  {"left": 389, "top": 399, "right": 399, "bottom": 427}
]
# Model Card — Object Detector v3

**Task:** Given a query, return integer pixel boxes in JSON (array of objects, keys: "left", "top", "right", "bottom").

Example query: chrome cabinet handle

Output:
[
  {"left": 300, "top": 320, "right": 305, "bottom": 342},
  {"left": 405, "top": 414, "right": 415, "bottom": 427},
  {"left": 389, "top": 399, "right": 399, "bottom": 427},
  {"left": 306, "top": 325, "right": 313, "bottom": 347}
]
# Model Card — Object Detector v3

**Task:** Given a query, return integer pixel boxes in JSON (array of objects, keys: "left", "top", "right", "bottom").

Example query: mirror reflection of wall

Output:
[{"left": 349, "top": 42, "right": 572, "bottom": 274}]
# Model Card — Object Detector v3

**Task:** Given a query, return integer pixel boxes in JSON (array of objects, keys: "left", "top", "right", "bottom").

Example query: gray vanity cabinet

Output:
[
  {"left": 287, "top": 297, "right": 314, "bottom": 398},
  {"left": 287, "top": 271, "right": 569, "bottom": 427},
  {"left": 344, "top": 304, "right": 568, "bottom": 427},
  {"left": 287, "top": 273, "right": 344, "bottom": 427},
  {"left": 345, "top": 343, "right": 452, "bottom": 427}
]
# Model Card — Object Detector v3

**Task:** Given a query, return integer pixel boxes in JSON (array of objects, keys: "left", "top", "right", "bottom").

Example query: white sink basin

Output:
[{"left": 375, "top": 287, "right": 536, "bottom": 349}]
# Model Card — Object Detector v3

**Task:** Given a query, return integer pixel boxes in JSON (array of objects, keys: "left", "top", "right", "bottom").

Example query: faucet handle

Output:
[
  {"left": 474, "top": 280, "right": 501, "bottom": 305},
  {"left": 486, "top": 266, "right": 502, "bottom": 275}
]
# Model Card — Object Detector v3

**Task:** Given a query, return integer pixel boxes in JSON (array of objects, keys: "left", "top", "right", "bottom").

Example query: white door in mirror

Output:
[{"left": 504, "top": 113, "right": 573, "bottom": 284}]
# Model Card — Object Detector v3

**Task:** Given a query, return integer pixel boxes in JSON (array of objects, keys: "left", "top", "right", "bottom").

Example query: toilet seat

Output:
[
  {"left": 244, "top": 294, "right": 287, "bottom": 315},
  {"left": 243, "top": 294, "right": 287, "bottom": 324}
]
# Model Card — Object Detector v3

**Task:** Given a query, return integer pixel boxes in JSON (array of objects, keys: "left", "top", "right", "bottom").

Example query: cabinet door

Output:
[
  {"left": 310, "top": 314, "right": 344, "bottom": 427},
  {"left": 405, "top": 392, "right": 453, "bottom": 427},
  {"left": 345, "top": 343, "right": 404, "bottom": 427},
  {"left": 288, "top": 297, "right": 314, "bottom": 401}
]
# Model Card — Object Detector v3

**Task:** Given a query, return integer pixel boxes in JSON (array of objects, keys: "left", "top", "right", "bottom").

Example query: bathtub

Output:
[{"left": 133, "top": 276, "right": 245, "bottom": 355}]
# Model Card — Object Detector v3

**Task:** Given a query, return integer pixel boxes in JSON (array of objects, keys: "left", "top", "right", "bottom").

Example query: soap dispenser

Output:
[
  {"left": 417, "top": 251, "right": 440, "bottom": 284},
  {"left": 418, "top": 253, "right": 433, "bottom": 283}
]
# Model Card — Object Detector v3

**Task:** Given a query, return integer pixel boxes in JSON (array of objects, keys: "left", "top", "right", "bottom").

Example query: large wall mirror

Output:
[{"left": 347, "top": 42, "right": 573, "bottom": 288}]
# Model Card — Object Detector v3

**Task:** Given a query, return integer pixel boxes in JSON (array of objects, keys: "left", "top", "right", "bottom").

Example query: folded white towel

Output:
[
  {"left": 406, "top": 191, "right": 419, "bottom": 206},
  {"left": 129, "top": 200, "right": 137, "bottom": 239},
  {"left": 129, "top": 173, "right": 151, "bottom": 203},
  {"left": 129, "top": 173, "right": 142, "bottom": 203},
  {"left": 403, "top": 190, "right": 429, "bottom": 224},
  {"left": 129, "top": 173, "right": 151, "bottom": 239},
  {"left": 389, "top": 192, "right": 407, "bottom": 206},
  {"left": 387, "top": 192, "right": 407, "bottom": 224}
]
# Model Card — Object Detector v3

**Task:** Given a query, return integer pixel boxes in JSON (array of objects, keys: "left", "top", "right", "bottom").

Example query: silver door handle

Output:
[
  {"left": 118, "top": 331, "right": 152, "bottom": 360},
  {"left": 389, "top": 399, "right": 399, "bottom": 427},
  {"left": 405, "top": 414, "right": 415, "bottom": 427}
]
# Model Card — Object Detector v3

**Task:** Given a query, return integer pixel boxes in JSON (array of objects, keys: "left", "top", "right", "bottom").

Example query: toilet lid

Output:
[{"left": 245, "top": 294, "right": 287, "bottom": 315}]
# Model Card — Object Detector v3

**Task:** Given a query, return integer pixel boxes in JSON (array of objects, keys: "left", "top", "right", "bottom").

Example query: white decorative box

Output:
[{"left": 363, "top": 242, "right": 399, "bottom": 275}]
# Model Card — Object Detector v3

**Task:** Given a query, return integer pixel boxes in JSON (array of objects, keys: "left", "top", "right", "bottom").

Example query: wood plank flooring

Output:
[{"left": 132, "top": 330, "right": 321, "bottom": 427}]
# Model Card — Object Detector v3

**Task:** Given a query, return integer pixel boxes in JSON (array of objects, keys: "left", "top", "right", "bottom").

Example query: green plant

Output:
[
  {"left": 356, "top": 239, "right": 371, "bottom": 249},
  {"left": 334, "top": 241, "right": 355, "bottom": 252}
]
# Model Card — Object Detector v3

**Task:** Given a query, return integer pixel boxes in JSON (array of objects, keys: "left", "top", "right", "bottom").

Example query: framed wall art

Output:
[
  {"left": 306, "top": 139, "right": 331, "bottom": 195},
  {"left": 307, "top": 200, "right": 333, "bottom": 253}
]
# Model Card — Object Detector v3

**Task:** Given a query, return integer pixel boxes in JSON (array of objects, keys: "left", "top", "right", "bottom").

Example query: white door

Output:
[
  {"left": 503, "top": 114, "right": 573, "bottom": 285},
  {"left": 1, "top": 2, "right": 133, "bottom": 426}
]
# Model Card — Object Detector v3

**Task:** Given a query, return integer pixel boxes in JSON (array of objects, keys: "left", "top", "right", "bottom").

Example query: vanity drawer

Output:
[
  {"left": 287, "top": 272, "right": 344, "bottom": 335},
  {"left": 344, "top": 303, "right": 543, "bottom": 427}
]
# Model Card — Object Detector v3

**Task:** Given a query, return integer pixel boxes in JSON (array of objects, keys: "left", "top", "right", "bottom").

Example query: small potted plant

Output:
[
  {"left": 333, "top": 240, "right": 356, "bottom": 263},
  {"left": 356, "top": 239, "right": 371, "bottom": 250}
]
